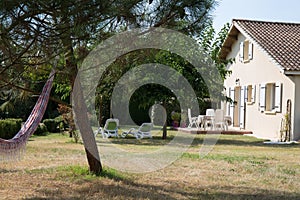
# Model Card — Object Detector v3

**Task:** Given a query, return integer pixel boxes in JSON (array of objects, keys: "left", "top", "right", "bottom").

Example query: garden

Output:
[
  {"left": 0, "top": 131, "right": 299, "bottom": 199},
  {"left": 1, "top": 1, "right": 300, "bottom": 199}
]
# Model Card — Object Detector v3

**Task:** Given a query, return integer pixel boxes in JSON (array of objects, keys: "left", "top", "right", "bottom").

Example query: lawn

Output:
[{"left": 0, "top": 131, "right": 299, "bottom": 199}]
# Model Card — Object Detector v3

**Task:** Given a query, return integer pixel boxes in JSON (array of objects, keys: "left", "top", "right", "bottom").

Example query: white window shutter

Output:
[
  {"left": 245, "top": 86, "right": 248, "bottom": 102},
  {"left": 248, "top": 42, "right": 253, "bottom": 60},
  {"left": 229, "top": 87, "right": 235, "bottom": 120},
  {"left": 275, "top": 82, "right": 282, "bottom": 112},
  {"left": 240, "top": 86, "right": 245, "bottom": 129},
  {"left": 251, "top": 85, "right": 256, "bottom": 103},
  {"left": 239, "top": 42, "right": 244, "bottom": 62},
  {"left": 259, "top": 84, "right": 266, "bottom": 112}
]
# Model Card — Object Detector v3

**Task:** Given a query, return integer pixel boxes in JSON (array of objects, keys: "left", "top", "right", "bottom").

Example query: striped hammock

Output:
[{"left": 0, "top": 70, "right": 55, "bottom": 161}]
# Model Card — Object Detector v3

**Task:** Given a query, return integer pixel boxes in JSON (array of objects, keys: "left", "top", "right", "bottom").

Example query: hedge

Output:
[
  {"left": 0, "top": 118, "right": 22, "bottom": 139},
  {"left": 34, "top": 123, "right": 48, "bottom": 136},
  {"left": 43, "top": 116, "right": 65, "bottom": 133},
  {"left": 43, "top": 119, "right": 59, "bottom": 133}
]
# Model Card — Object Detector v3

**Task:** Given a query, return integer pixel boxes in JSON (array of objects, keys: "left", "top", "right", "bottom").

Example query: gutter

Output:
[{"left": 284, "top": 70, "right": 300, "bottom": 75}]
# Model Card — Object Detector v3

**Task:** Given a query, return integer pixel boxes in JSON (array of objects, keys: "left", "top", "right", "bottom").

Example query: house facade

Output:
[{"left": 220, "top": 19, "right": 300, "bottom": 141}]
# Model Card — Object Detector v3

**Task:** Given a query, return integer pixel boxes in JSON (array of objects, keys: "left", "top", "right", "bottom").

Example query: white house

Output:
[{"left": 220, "top": 19, "right": 300, "bottom": 141}]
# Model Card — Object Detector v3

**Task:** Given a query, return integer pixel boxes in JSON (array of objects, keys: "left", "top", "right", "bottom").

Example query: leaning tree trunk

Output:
[
  {"left": 73, "top": 77, "right": 102, "bottom": 174},
  {"left": 59, "top": 18, "right": 102, "bottom": 174}
]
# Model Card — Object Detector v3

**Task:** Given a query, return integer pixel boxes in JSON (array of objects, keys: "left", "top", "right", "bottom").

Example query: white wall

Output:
[
  {"left": 288, "top": 75, "right": 300, "bottom": 140},
  {"left": 224, "top": 33, "right": 296, "bottom": 140}
]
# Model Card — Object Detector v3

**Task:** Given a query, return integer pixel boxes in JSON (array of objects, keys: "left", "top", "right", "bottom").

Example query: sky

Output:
[{"left": 212, "top": 0, "right": 300, "bottom": 32}]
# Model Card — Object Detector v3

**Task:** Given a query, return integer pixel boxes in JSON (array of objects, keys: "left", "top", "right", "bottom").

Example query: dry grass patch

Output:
[{"left": 0, "top": 132, "right": 299, "bottom": 199}]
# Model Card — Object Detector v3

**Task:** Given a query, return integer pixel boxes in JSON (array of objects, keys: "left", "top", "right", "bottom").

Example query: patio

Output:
[{"left": 177, "top": 127, "right": 253, "bottom": 135}]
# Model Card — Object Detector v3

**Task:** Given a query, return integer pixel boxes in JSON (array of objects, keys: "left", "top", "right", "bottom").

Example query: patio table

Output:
[{"left": 198, "top": 115, "right": 232, "bottom": 131}]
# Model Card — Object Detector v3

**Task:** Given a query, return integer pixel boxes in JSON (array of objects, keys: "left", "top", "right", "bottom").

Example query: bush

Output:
[
  {"left": 43, "top": 119, "right": 60, "bottom": 133},
  {"left": 54, "top": 115, "right": 67, "bottom": 131},
  {"left": 0, "top": 118, "right": 22, "bottom": 139},
  {"left": 34, "top": 123, "right": 48, "bottom": 136}
]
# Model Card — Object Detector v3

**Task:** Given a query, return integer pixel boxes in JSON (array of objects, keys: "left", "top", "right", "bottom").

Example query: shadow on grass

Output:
[
  {"left": 95, "top": 134, "right": 299, "bottom": 149},
  {"left": 0, "top": 168, "right": 18, "bottom": 173},
  {"left": 23, "top": 166, "right": 178, "bottom": 200},
  {"left": 95, "top": 135, "right": 175, "bottom": 146},
  {"left": 193, "top": 185, "right": 300, "bottom": 200},
  {"left": 191, "top": 136, "right": 299, "bottom": 148},
  {"left": 23, "top": 170, "right": 300, "bottom": 200}
]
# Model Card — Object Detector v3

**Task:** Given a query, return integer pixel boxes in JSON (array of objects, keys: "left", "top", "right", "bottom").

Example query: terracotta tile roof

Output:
[{"left": 221, "top": 19, "right": 300, "bottom": 71}]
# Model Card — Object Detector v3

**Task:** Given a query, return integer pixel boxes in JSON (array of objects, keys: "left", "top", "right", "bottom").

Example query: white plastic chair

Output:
[
  {"left": 94, "top": 118, "right": 119, "bottom": 138},
  {"left": 121, "top": 123, "right": 153, "bottom": 139},
  {"left": 204, "top": 109, "right": 215, "bottom": 130},
  {"left": 214, "top": 109, "right": 226, "bottom": 130},
  {"left": 188, "top": 108, "right": 199, "bottom": 128}
]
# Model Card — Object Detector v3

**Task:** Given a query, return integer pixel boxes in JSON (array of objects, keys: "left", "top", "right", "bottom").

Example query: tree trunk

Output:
[
  {"left": 59, "top": 17, "right": 102, "bottom": 174},
  {"left": 99, "top": 95, "right": 103, "bottom": 126},
  {"left": 162, "top": 101, "right": 167, "bottom": 139},
  {"left": 73, "top": 77, "right": 102, "bottom": 174},
  {"left": 162, "top": 121, "right": 167, "bottom": 139}
]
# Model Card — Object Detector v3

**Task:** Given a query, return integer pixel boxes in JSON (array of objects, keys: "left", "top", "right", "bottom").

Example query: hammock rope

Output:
[{"left": 0, "top": 70, "right": 56, "bottom": 161}]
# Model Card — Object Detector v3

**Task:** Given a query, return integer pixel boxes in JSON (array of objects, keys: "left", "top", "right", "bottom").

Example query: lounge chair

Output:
[
  {"left": 95, "top": 118, "right": 119, "bottom": 138},
  {"left": 121, "top": 123, "right": 153, "bottom": 139}
]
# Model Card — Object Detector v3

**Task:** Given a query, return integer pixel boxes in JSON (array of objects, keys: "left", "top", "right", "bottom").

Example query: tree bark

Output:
[
  {"left": 162, "top": 101, "right": 167, "bottom": 139},
  {"left": 73, "top": 77, "right": 102, "bottom": 174},
  {"left": 59, "top": 15, "right": 102, "bottom": 174},
  {"left": 98, "top": 95, "right": 103, "bottom": 126},
  {"left": 162, "top": 121, "right": 167, "bottom": 140}
]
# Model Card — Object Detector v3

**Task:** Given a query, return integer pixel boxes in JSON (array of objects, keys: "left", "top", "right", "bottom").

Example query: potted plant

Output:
[
  {"left": 180, "top": 111, "right": 188, "bottom": 128},
  {"left": 171, "top": 111, "right": 181, "bottom": 128}
]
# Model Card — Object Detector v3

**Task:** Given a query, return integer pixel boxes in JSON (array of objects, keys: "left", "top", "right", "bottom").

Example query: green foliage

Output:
[
  {"left": 54, "top": 83, "right": 71, "bottom": 101},
  {"left": 43, "top": 119, "right": 60, "bottom": 133},
  {"left": 171, "top": 111, "right": 181, "bottom": 121},
  {"left": 0, "top": 88, "right": 36, "bottom": 120},
  {"left": 1, "top": 0, "right": 219, "bottom": 124},
  {"left": 129, "top": 102, "right": 151, "bottom": 125},
  {"left": 1, "top": 0, "right": 219, "bottom": 171},
  {"left": 0, "top": 118, "right": 22, "bottom": 139},
  {"left": 101, "top": 167, "right": 128, "bottom": 180},
  {"left": 34, "top": 123, "right": 48, "bottom": 136},
  {"left": 199, "top": 22, "right": 232, "bottom": 80}
]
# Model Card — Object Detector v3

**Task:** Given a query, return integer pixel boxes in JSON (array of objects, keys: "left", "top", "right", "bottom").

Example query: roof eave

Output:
[
  {"left": 219, "top": 23, "right": 239, "bottom": 60},
  {"left": 284, "top": 70, "right": 300, "bottom": 75}
]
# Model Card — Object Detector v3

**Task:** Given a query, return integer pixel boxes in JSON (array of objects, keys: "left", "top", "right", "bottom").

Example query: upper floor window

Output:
[
  {"left": 245, "top": 85, "right": 255, "bottom": 104},
  {"left": 239, "top": 40, "right": 253, "bottom": 62}
]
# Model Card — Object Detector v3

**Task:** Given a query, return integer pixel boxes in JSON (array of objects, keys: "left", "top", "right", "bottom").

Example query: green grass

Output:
[
  {"left": 182, "top": 152, "right": 271, "bottom": 164},
  {"left": 1, "top": 132, "right": 299, "bottom": 200}
]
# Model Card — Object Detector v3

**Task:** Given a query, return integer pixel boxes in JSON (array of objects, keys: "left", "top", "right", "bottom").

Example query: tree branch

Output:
[{"left": 0, "top": 80, "right": 71, "bottom": 107}]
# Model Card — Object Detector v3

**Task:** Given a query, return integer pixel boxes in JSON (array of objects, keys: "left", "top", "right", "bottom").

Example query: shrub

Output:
[
  {"left": 171, "top": 111, "right": 181, "bottom": 121},
  {"left": 0, "top": 118, "right": 22, "bottom": 139},
  {"left": 57, "top": 104, "right": 79, "bottom": 143},
  {"left": 34, "top": 123, "right": 48, "bottom": 136},
  {"left": 43, "top": 119, "right": 60, "bottom": 133},
  {"left": 54, "top": 115, "right": 67, "bottom": 131}
]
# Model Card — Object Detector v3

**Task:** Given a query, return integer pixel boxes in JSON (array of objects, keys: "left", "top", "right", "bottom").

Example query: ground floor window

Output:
[{"left": 259, "top": 82, "right": 282, "bottom": 113}]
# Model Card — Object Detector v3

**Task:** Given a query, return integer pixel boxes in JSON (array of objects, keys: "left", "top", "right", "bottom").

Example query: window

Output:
[
  {"left": 239, "top": 40, "right": 253, "bottom": 62},
  {"left": 259, "top": 83, "right": 282, "bottom": 113},
  {"left": 265, "top": 83, "right": 275, "bottom": 111},
  {"left": 245, "top": 85, "right": 255, "bottom": 104}
]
